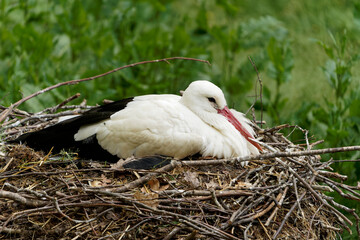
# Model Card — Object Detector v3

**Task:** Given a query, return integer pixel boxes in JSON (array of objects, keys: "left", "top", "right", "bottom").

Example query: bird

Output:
[{"left": 10, "top": 80, "right": 262, "bottom": 168}]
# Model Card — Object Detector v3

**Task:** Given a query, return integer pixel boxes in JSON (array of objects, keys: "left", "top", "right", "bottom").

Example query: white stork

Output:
[{"left": 11, "top": 81, "right": 261, "bottom": 168}]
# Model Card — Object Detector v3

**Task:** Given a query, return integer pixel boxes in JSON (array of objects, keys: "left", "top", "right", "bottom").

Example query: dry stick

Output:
[
  {"left": 248, "top": 56, "right": 263, "bottom": 128},
  {"left": 180, "top": 146, "right": 360, "bottom": 167},
  {"left": 159, "top": 194, "right": 252, "bottom": 204},
  {"left": 310, "top": 140, "right": 324, "bottom": 148},
  {"left": 159, "top": 189, "right": 252, "bottom": 198},
  {"left": 324, "top": 179, "right": 360, "bottom": 201},
  {"left": 258, "top": 218, "right": 272, "bottom": 240},
  {"left": 162, "top": 225, "right": 183, "bottom": 240},
  {"left": 0, "top": 201, "right": 124, "bottom": 232},
  {"left": 211, "top": 189, "right": 225, "bottom": 211},
  {"left": 0, "top": 226, "right": 66, "bottom": 235},
  {"left": 0, "top": 168, "right": 126, "bottom": 180},
  {"left": 2, "top": 110, "right": 85, "bottom": 129},
  {"left": 236, "top": 191, "right": 284, "bottom": 224},
  {"left": 114, "top": 163, "right": 176, "bottom": 193},
  {"left": 85, "top": 189, "right": 238, "bottom": 240},
  {"left": 0, "top": 57, "right": 210, "bottom": 123},
  {"left": 258, "top": 124, "right": 292, "bottom": 134},
  {"left": 274, "top": 158, "right": 353, "bottom": 237},
  {"left": 265, "top": 187, "right": 289, "bottom": 226},
  {"left": 318, "top": 170, "right": 348, "bottom": 181},
  {"left": 112, "top": 145, "right": 360, "bottom": 193},
  {"left": 318, "top": 175, "right": 360, "bottom": 198},
  {"left": 292, "top": 177, "right": 305, "bottom": 219},
  {"left": 322, "top": 195, "right": 354, "bottom": 233},
  {"left": 243, "top": 223, "right": 252, "bottom": 240},
  {"left": 306, "top": 203, "right": 324, "bottom": 240},
  {"left": 4, "top": 183, "right": 51, "bottom": 200},
  {"left": 226, "top": 177, "right": 286, "bottom": 229},
  {"left": 71, "top": 226, "right": 95, "bottom": 240},
  {"left": 83, "top": 208, "right": 98, "bottom": 237},
  {"left": 0, "top": 190, "right": 48, "bottom": 208},
  {"left": 179, "top": 219, "right": 229, "bottom": 239},
  {"left": 273, "top": 175, "right": 316, "bottom": 239},
  {"left": 330, "top": 159, "right": 360, "bottom": 163},
  {"left": 47, "top": 93, "right": 81, "bottom": 113},
  {"left": 97, "top": 219, "right": 152, "bottom": 240},
  {"left": 0, "top": 227, "right": 25, "bottom": 235}
]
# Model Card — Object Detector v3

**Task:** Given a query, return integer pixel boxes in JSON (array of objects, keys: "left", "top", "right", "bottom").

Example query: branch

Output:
[
  {"left": 0, "top": 57, "right": 210, "bottom": 123},
  {"left": 179, "top": 146, "right": 360, "bottom": 167},
  {"left": 247, "top": 56, "right": 263, "bottom": 127},
  {"left": 0, "top": 190, "right": 48, "bottom": 208}
]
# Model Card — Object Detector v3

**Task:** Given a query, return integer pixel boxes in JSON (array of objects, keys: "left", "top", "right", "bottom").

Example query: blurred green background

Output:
[{"left": 1, "top": 0, "right": 360, "bottom": 238}]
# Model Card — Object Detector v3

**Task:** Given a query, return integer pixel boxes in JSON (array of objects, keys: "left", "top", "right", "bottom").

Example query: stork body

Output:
[{"left": 11, "top": 81, "right": 261, "bottom": 165}]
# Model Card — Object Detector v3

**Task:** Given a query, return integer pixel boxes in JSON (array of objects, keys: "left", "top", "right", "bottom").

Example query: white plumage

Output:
[{"left": 74, "top": 80, "right": 261, "bottom": 163}]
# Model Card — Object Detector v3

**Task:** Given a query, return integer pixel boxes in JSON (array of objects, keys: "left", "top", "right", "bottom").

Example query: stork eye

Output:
[{"left": 207, "top": 97, "right": 216, "bottom": 103}]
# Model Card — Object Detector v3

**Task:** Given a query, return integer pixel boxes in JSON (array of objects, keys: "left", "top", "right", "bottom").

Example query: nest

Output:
[{"left": 1, "top": 102, "right": 360, "bottom": 240}]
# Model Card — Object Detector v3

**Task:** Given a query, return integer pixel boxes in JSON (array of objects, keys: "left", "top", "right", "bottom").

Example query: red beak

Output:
[{"left": 218, "top": 106, "right": 262, "bottom": 152}]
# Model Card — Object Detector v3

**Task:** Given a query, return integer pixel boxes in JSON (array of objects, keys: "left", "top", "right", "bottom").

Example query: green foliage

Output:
[
  {"left": 320, "top": 31, "right": 356, "bottom": 101},
  {"left": 0, "top": 0, "right": 298, "bottom": 113},
  {"left": 1, "top": 1, "right": 360, "bottom": 237},
  {"left": 292, "top": 31, "right": 360, "bottom": 239},
  {"left": 298, "top": 31, "right": 359, "bottom": 160},
  {"left": 264, "top": 37, "right": 293, "bottom": 124}
]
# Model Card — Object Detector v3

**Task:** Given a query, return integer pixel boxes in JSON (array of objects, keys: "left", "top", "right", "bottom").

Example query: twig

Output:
[
  {"left": 265, "top": 187, "right": 289, "bottom": 226},
  {"left": 0, "top": 57, "right": 210, "bottom": 123},
  {"left": 247, "top": 56, "right": 263, "bottom": 128},
  {"left": 258, "top": 124, "right": 292, "bottom": 134},
  {"left": 244, "top": 223, "right": 252, "bottom": 240},
  {"left": 235, "top": 191, "right": 283, "bottom": 224},
  {"left": 176, "top": 146, "right": 360, "bottom": 167},
  {"left": 163, "top": 225, "right": 183, "bottom": 240},
  {"left": 275, "top": 158, "right": 353, "bottom": 225},
  {"left": 86, "top": 188, "right": 239, "bottom": 240},
  {"left": 46, "top": 93, "right": 81, "bottom": 113},
  {"left": 211, "top": 189, "right": 225, "bottom": 211},
  {"left": 114, "top": 163, "right": 177, "bottom": 192},
  {"left": 306, "top": 204, "right": 324, "bottom": 240},
  {"left": 97, "top": 219, "right": 152, "bottom": 240},
  {"left": 292, "top": 177, "right": 305, "bottom": 219},
  {"left": 53, "top": 197, "right": 97, "bottom": 224},
  {"left": 0, "top": 190, "right": 48, "bottom": 207},
  {"left": 273, "top": 175, "right": 316, "bottom": 239}
]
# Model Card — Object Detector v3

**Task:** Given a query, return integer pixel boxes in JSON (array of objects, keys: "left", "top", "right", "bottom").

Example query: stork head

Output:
[
  {"left": 181, "top": 80, "right": 262, "bottom": 152},
  {"left": 181, "top": 81, "right": 227, "bottom": 113}
]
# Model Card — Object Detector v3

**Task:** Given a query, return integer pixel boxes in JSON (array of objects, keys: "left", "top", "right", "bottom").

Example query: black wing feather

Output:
[
  {"left": 9, "top": 97, "right": 134, "bottom": 162},
  {"left": 122, "top": 155, "right": 172, "bottom": 170}
]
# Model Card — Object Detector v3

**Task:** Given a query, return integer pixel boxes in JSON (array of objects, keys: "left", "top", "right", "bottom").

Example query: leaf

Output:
[
  {"left": 240, "top": 16, "right": 288, "bottom": 48},
  {"left": 216, "top": 0, "right": 238, "bottom": 15},
  {"left": 159, "top": 184, "right": 170, "bottom": 191},
  {"left": 322, "top": 60, "right": 337, "bottom": 89},
  {"left": 205, "top": 180, "right": 219, "bottom": 189},
  {"left": 89, "top": 180, "right": 102, "bottom": 188},
  {"left": 147, "top": 178, "right": 169, "bottom": 191},
  {"left": 236, "top": 182, "right": 253, "bottom": 188},
  {"left": 134, "top": 191, "right": 159, "bottom": 209},
  {"left": 88, "top": 175, "right": 111, "bottom": 187},
  {"left": 184, "top": 171, "right": 201, "bottom": 188},
  {"left": 90, "top": 162, "right": 106, "bottom": 168},
  {"left": 349, "top": 99, "right": 360, "bottom": 117},
  {"left": 148, "top": 178, "right": 160, "bottom": 191},
  {"left": 52, "top": 34, "right": 71, "bottom": 58},
  {"left": 316, "top": 39, "right": 334, "bottom": 59},
  {"left": 267, "top": 37, "right": 293, "bottom": 85},
  {"left": 101, "top": 174, "right": 112, "bottom": 184}
]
